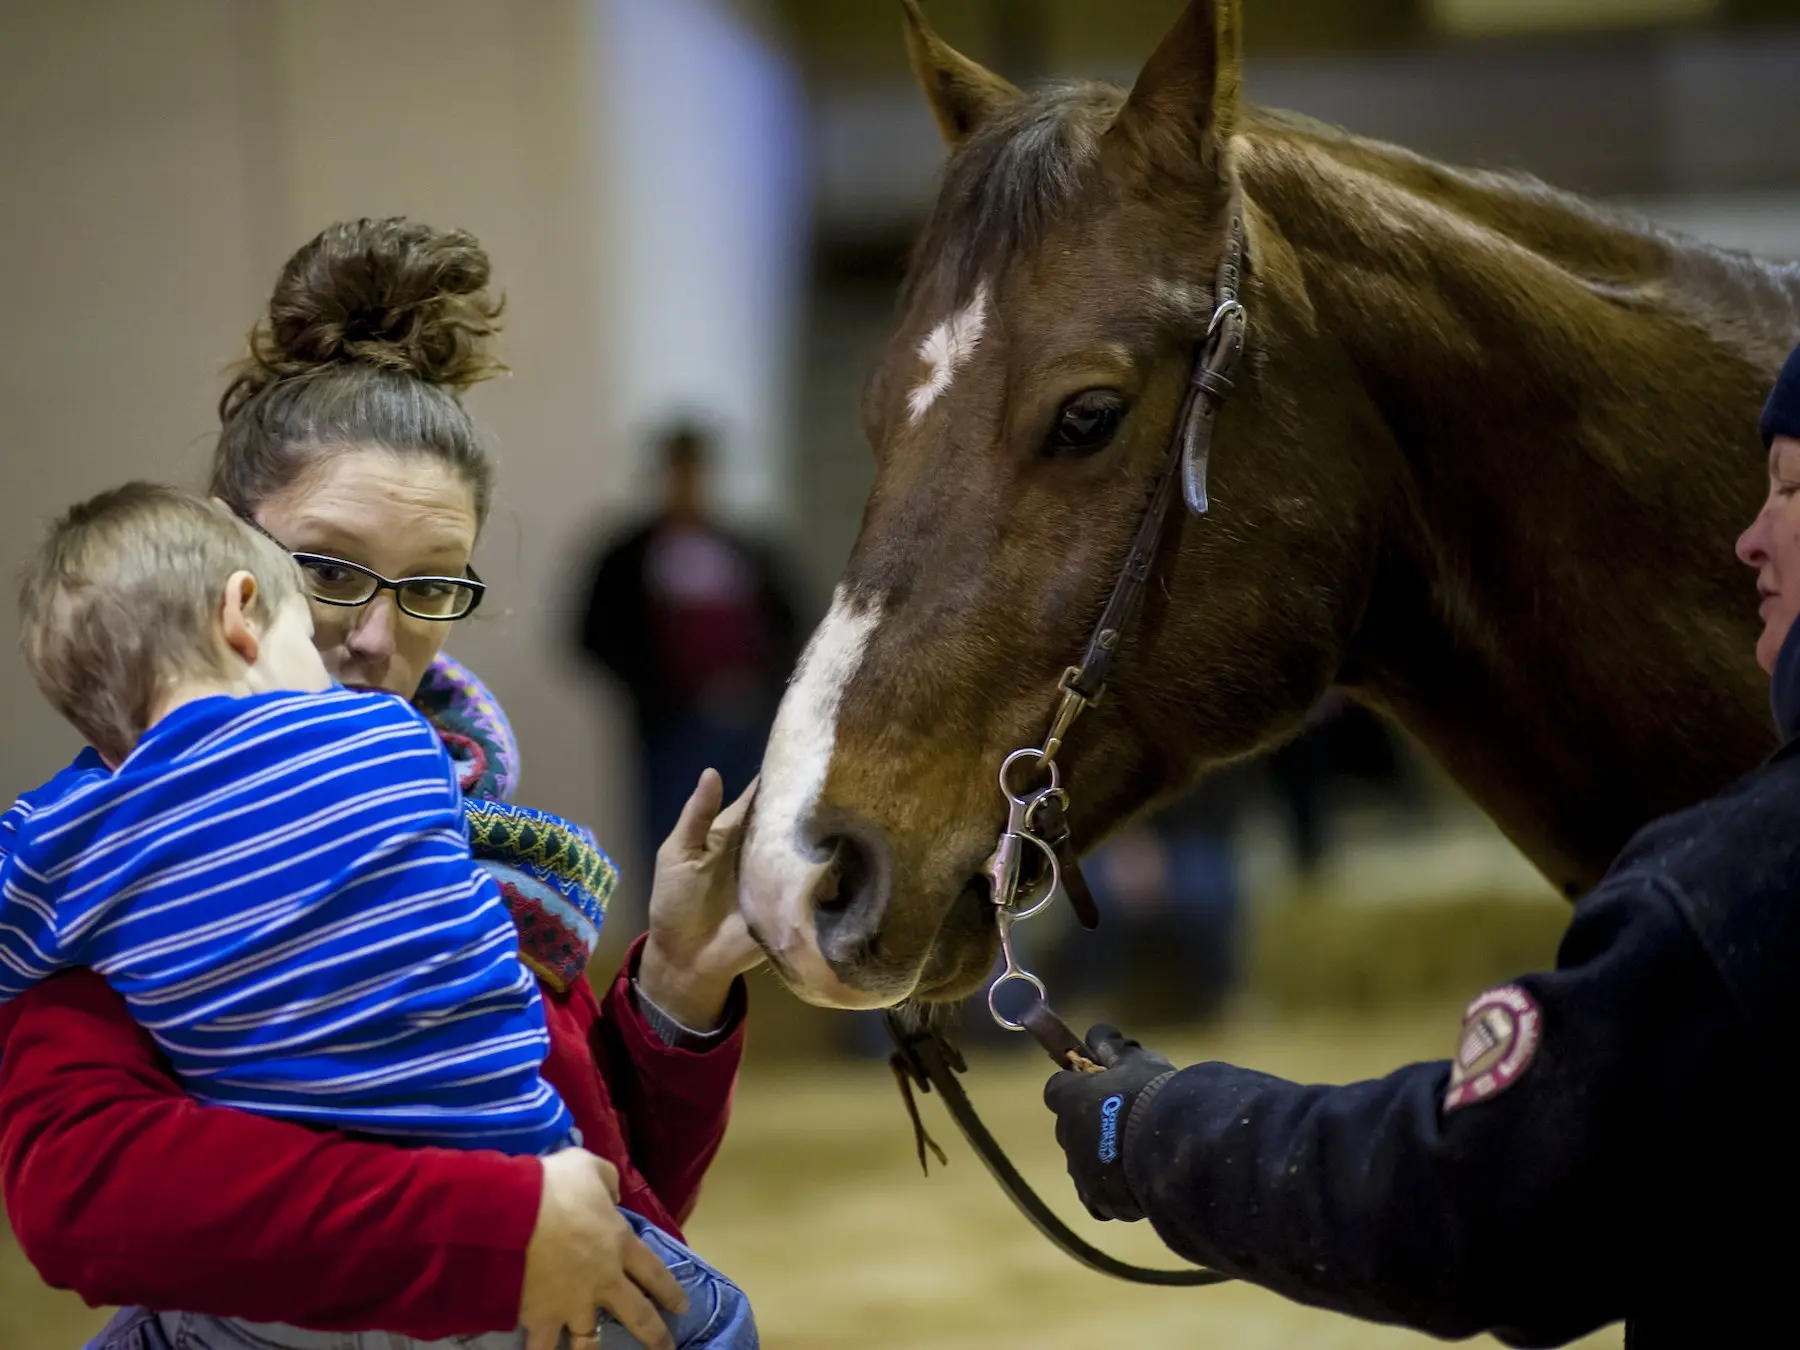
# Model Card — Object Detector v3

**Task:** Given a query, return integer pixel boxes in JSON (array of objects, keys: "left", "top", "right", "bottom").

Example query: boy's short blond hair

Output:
[{"left": 18, "top": 482, "right": 306, "bottom": 764}]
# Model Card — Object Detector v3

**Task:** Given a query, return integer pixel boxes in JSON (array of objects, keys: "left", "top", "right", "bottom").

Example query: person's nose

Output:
[
  {"left": 1737, "top": 503, "right": 1772, "bottom": 571},
  {"left": 345, "top": 594, "right": 401, "bottom": 661}
]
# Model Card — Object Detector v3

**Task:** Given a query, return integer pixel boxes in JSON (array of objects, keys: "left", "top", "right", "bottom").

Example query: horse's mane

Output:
[
  {"left": 905, "top": 81, "right": 1800, "bottom": 363},
  {"left": 1242, "top": 104, "right": 1800, "bottom": 361}
]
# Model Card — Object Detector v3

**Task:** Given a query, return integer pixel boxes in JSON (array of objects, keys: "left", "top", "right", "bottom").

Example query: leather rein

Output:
[{"left": 885, "top": 202, "right": 1249, "bottom": 1289}]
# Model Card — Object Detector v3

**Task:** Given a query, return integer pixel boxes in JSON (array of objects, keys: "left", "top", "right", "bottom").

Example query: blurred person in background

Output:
[
  {"left": 575, "top": 425, "right": 802, "bottom": 878},
  {"left": 1261, "top": 692, "right": 1346, "bottom": 882},
  {"left": 1040, "top": 339, "right": 1800, "bottom": 1346},
  {"left": 1263, "top": 692, "right": 1431, "bottom": 887},
  {"left": 0, "top": 219, "right": 761, "bottom": 1350},
  {"left": 1048, "top": 773, "right": 1247, "bottom": 1026}
]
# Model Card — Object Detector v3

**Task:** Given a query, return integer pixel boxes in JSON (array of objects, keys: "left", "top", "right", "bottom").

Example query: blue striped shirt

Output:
[{"left": 0, "top": 689, "right": 573, "bottom": 1155}]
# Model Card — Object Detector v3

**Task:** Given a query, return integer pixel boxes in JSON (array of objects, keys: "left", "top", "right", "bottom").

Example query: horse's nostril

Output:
[
  {"left": 813, "top": 837, "right": 857, "bottom": 913},
  {"left": 811, "top": 828, "right": 890, "bottom": 966},
  {"left": 815, "top": 836, "right": 875, "bottom": 926}
]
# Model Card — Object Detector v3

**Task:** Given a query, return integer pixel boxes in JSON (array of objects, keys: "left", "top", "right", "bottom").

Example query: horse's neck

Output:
[{"left": 1243, "top": 130, "right": 1797, "bottom": 891}]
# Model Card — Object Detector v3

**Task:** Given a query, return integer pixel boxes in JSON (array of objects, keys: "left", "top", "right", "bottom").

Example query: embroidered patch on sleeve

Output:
[{"left": 1443, "top": 984, "right": 1542, "bottom": 1112}]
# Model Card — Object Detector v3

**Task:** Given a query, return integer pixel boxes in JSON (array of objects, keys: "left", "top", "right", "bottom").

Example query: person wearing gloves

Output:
[{"left": 1043, "top": 341, "right": 1800, "bottom": 1347}]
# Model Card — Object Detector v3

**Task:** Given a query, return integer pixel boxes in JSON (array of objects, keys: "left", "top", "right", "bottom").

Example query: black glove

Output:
[{"left": 1042, "top": 1023, "right": 1178, "bottom": 1223}]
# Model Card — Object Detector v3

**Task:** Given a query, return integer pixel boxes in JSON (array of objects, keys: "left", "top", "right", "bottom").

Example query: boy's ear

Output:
[{"left": 219, "top": 570, "right": 261, "bottom": 665}]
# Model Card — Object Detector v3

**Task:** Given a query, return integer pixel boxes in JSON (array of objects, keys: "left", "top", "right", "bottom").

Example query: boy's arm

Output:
[
  {"left": 0, "top": 796, "right": 23, "bottom": 862},
  {"left": 0, "top": 814, "right": 71, "bottom": 1006},
  {"left": 0, "top": 749, "right": 107, "bottom": 869}
]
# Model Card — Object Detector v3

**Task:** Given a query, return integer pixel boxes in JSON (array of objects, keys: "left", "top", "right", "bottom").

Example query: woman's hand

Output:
[
  {"left": 639, "top": 769, "right": 763, "bottom": 1031},
  {"left": 519, "top": 1150, "right": 685, "bottom": 1350}
]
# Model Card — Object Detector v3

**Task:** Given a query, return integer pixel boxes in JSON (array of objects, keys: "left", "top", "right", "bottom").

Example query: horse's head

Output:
[{"left": 743, "top": 0, "right": 1389, "bottom": 1007}]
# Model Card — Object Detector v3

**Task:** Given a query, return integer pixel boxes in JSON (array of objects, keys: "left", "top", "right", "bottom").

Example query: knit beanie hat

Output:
[{"left": 1761, "top": 339, "right": 1800, "bottom": 448}]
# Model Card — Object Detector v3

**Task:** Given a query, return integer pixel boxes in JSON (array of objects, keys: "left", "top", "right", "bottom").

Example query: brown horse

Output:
[{"left": 740, "top": 0, "right": 1800, "bottom": 1009}]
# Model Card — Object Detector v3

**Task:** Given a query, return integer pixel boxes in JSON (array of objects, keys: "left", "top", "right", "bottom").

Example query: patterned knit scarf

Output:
[{"left": 415, "top": 654, "right": 616, "bottom": 992}]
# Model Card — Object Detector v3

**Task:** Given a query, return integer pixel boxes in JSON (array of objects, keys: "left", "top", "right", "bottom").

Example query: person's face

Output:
[
  {"left": 1736, "top": 435, "right": 1800, "bottom": 674},
  {"left": 668, "top": 458, "right": 705, "bottom": 518},
  {"left": 255, "top": 450, "right": 480, "bottom": 696}
]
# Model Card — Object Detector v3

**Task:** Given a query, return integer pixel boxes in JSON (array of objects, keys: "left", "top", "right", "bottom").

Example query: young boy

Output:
[{"left": 0, "top": 483, "right": 754, "bottom": 1349}]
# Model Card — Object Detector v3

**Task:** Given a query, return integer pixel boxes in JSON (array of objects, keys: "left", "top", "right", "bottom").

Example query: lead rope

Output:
[{"left": 885, "top": 204, "right": 1249, "bottom": 1289}]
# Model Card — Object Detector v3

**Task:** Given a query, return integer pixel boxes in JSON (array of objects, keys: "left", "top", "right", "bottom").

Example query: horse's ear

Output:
[
  {"left": 902, "top": 0, "right": 1021, "bottom": 148},
  {"left": 1105, "top": 0, "right": 1243, "bottom": 174}
]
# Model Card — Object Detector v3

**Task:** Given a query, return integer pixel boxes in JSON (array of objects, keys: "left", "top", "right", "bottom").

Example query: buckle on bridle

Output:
[
  {"left": 1206, "top": 296, "right": 1244, "bottom": 344},
  {"left": 1039, "top": 666, "right": 1101, "bottom": 763}
]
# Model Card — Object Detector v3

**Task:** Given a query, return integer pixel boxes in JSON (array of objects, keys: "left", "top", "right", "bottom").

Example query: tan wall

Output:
[{"left": 0, "top": 0, "right": 642, "bottom": 902}]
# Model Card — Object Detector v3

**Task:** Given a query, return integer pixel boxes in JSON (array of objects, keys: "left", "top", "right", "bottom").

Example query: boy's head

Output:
[{"left": 19, "top": 482, "right": 332, "bottom": 764}]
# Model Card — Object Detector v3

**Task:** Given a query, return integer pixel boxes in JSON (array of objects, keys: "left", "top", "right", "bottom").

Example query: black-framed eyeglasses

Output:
[{"left": 234, "top": 509, "right": 486, "bottom": 622}]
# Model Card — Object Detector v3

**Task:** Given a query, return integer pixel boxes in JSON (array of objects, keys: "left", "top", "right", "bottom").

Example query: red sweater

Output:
[{"left": 0, "top": 935, "right": 744, "bottom": 1340}]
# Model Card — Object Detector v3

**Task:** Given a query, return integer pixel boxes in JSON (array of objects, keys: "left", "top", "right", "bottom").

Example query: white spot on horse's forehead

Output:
[
  {"left": 746, "top": 586, "right": 882, "bottom": 879},
  {"left": 908, "top": 282, "right": 991, "bottom": 424}
]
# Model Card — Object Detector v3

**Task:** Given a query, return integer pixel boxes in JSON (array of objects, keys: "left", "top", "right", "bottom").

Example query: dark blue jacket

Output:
[{"left": 1128, "top": 637, "right": 1800, "bottom": 1347}]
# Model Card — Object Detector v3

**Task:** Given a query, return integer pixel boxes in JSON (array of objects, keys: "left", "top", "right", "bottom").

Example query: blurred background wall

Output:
[{"left": 0, "top": 0, "right": 811, "bottom": 921}]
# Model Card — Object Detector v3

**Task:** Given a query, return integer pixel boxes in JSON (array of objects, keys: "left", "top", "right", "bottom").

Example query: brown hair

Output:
[
  {"left": 18, "top": 483, "right": 304, "bottom": 764},
  {"left": 212, "top": 218, "right": 505, "bottom": 526}
]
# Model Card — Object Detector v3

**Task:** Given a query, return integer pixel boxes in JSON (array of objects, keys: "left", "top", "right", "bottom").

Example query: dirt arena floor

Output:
[{"left": 2, "top": 999, "right": 1622, "bottom": 1350}]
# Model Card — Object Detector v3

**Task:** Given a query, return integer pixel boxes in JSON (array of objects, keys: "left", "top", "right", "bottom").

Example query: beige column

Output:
[{"left": 0, "top": 0, "right": 637, "bottom": 901}]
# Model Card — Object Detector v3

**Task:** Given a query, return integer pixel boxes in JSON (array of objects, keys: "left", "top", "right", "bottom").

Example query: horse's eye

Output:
[{"left": 1045, "top": 391, "right": 1126, "bottom": 458}]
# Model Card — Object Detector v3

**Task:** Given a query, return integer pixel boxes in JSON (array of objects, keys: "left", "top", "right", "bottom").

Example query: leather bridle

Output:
[{"left": 886, "top": 201, "right": 1249, "bottom": 1289}]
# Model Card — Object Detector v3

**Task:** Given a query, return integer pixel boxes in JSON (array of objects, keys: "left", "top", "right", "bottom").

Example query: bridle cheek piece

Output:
[{"left": 886, "top": 203, "right": 1249, "bottom": 1288}]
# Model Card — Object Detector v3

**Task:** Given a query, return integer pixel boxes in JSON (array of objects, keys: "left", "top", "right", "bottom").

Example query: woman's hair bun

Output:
[{"left": 224, "top": 218, "right": 505, "bottom": 416}]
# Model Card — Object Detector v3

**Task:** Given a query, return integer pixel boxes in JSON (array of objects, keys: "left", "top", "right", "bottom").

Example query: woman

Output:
[
  {"left": 0, "top": 219, "right": 762, "bottom": 1349},
  {"left": 1040, "top": 340, "right": 1800, "bottom": 1346}
]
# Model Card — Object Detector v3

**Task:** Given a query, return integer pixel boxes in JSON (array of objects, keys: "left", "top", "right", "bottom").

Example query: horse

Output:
[{"left": 739, "top": 0, "right": 1800, "bottom": 1011}]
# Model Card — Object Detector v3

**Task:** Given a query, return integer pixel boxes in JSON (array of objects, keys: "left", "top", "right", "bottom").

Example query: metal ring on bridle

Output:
[
  {"left": 1024, "top": 786, "right": 1070, "bottom": 838},
  {"left": 999, "top": 746, "right": 1060, "bottom": 799},
  {"left": 1005, "top": 830, "right": 1064, "bottom": 922},
  {"left": 987, "top": 966, "right": 1049, "bottom": 1032}
]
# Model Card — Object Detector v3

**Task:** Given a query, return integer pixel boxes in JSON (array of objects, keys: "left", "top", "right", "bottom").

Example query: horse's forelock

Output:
[{"left": 902, "top": 82, "right": 1123, "bottom": 314}]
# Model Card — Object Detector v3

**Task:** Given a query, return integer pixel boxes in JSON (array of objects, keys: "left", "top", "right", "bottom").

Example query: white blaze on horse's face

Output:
[
  {"left": 740, "top": 585, "right": 890, "bottom": 1008},
  {"left": 907, "top": 282, "right": 991, "bottom": 423}
]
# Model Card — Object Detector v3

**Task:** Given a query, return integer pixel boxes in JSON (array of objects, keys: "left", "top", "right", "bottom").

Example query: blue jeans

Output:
[{"left": 86, "top": 1211, "right": 757, "bottom": 1350}]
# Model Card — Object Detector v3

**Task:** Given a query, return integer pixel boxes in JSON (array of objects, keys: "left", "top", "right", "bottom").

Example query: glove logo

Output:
[{"left": 1097, "top": 1093, "right": 1125, "bottom": 1163}]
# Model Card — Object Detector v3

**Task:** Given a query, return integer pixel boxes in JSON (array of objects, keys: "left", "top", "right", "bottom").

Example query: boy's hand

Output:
[
  {"left": 640, "top": 770, "right": 762, "bottom": 1030},
  {"left": 521, "top": 1150, "right": 685, "bottom": 1350}
]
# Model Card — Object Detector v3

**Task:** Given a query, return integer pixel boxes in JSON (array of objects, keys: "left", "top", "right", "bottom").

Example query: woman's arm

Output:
[
  {"left": 597, "top": 766, "right": 758, "bottom": 1226},
  {"left": 592, "top": 936, "right": 746, "bottom": 1226},
  {"left": 0, "top": 969, "right": 540, "bottom": 1339}
]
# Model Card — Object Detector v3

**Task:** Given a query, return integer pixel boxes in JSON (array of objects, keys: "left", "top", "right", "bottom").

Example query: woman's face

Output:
[
  {"left": 1737, "top": 434, "right": 1800, "bottom": 675},
  {"left": 255, "top": 449, "right": 480, "bottom": 696}
]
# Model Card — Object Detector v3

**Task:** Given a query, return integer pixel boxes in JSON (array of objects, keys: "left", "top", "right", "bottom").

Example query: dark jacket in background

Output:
[{"left": 576, "top": 517, "right": 801, "bottom": 735}]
